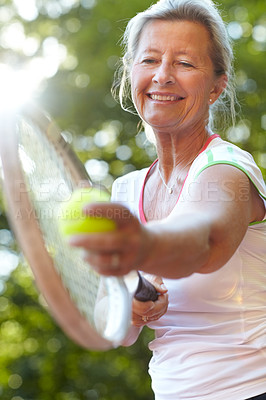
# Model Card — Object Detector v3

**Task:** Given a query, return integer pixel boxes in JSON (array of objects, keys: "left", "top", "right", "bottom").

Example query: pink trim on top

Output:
[
  {"left": 139, "top": 134, "right": 220, "bottom": 224},
  {"left": 139, "top": 159, "right": 158, "bottom": 224}
]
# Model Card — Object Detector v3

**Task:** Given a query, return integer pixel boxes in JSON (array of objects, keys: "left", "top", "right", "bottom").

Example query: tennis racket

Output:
[{"left": 0, "top": 103, "right": 158, "bottom": 350}]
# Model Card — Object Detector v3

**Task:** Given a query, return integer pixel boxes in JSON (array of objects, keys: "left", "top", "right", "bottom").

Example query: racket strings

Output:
[{"left": 17, "top": 118, "right": 110, "bottom": 334}]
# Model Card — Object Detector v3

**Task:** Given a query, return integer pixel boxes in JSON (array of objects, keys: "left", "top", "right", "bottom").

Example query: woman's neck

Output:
[{"left": 155, "top": 125, "right": 212, "bottom": 177}]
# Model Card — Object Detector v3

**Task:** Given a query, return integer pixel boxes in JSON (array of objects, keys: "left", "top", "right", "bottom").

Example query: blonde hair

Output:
[{"left": 113, "top": 0, "right": 237, "bottom": 134}]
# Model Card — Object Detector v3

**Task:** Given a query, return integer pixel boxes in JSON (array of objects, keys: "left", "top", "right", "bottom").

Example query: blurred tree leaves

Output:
[
  {"left": 0, "top": 265, "right": 155, "bottom": 399},
  {"left": 0, "top": 0, "right": 266, "bottom": 398}
]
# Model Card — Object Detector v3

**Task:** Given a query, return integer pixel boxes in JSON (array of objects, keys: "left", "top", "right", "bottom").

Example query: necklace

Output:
[{"left": 157, "top": 165, "right": 174, "bottom": 194}]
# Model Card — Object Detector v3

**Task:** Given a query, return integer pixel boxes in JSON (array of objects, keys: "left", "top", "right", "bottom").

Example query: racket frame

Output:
[{"left": 0, "top": 105, "right": 132, "bottom": 350}]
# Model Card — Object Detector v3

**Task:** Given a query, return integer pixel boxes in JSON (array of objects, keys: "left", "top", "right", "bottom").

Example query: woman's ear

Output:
[{"left": 210, "top": 74, "right": 228, "bottom": 103}]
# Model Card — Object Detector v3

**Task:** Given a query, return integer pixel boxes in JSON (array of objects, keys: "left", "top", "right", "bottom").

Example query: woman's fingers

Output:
[
  {"left": 68, "top": 203, "right": 151, "bottom": 276},
  {"left": 132, "top": 280, "right": 169, "bottom": 327}
]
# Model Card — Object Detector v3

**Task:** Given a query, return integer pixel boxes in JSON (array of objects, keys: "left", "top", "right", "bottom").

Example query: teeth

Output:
[{"left": 150, "top": 94, "right": 178, "bottom": 101}]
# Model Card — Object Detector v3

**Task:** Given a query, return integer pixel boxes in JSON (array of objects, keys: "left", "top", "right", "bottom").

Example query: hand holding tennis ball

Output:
[{"left": 58, "top": 187, "right": 116, "bottom": 237}]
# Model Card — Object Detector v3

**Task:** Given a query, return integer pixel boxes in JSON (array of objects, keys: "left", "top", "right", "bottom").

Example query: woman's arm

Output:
[
  {"left": 141, "top": 164, "right": 265, "bottom": 277},
  {"left": 69, "top": 165, "right": 265, "bottom": 279}
]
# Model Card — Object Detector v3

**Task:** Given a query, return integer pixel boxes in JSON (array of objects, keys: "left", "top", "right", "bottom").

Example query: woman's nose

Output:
[{"left": 152, "top": 62, "right": 176, "bottom": 86}]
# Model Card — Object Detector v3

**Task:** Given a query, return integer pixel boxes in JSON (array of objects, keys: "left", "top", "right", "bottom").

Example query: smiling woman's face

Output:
[{"left": 131, "top": 19, "right": 224, "bottom": 134}]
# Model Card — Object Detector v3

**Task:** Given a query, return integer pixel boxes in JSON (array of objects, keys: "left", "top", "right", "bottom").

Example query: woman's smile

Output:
[{"left": 147, "top": 92, "right": 185, "bottom": 102}]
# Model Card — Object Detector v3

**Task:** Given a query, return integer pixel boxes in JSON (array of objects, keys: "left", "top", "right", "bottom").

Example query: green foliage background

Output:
[{"left": 0, "top": 0, "right": 265, "bottom": 399}]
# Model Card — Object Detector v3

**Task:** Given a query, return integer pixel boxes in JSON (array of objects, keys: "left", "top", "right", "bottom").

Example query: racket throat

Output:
[{"left": 124, "top": 271, "right": 158, "bottom": 302}]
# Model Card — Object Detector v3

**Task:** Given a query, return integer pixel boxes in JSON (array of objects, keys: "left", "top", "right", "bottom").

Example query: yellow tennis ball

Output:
[{"left": 58, "top": 187, "right": 116, "bottom": 237}]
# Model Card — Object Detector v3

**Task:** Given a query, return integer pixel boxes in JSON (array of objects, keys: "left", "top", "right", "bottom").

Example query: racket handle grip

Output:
[{"left": 134, "top": 272, "right": 158, "bottom": 302}]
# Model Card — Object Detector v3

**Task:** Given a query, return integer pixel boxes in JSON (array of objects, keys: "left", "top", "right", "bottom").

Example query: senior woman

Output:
[{"left": 70, "top": 0, "right": 266, "bottom": 399}]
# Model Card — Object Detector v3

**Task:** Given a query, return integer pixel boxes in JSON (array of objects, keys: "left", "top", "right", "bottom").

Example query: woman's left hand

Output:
[{"left": 132, "top": 274, "right": 169, "bottom": 327}]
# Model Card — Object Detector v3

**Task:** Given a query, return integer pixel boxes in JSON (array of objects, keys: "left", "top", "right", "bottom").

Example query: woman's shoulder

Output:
[
  {"left": 198, "top": 136, "right": 256, "bottom": 165},
  {"left": 111, "top": 167, "right": 149, "bottom": 203},
  {"left": 189, "top": 135, "right": 266, "bottom": 204},
  {"left": 206, "top": 136, "right": 256, "bottom": 159},
  {"left": 113, "top": 167, "right": 149, "bottom": 185},
  {"left": 192, "top": 136, "right": 263, "bottom": 180}
]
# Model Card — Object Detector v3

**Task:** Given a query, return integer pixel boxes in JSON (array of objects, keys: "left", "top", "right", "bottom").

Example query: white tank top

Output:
[{"left": 111, "top": 136, "right": 266, "bottom": 400}]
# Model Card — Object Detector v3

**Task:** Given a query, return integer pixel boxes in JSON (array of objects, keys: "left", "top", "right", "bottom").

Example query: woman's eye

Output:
[
  {"left": 179, "top": 61, "right": 194, "bottom": 68},
  {"left": 142, "top": 58, "right": 157, "bottom": 64}
]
